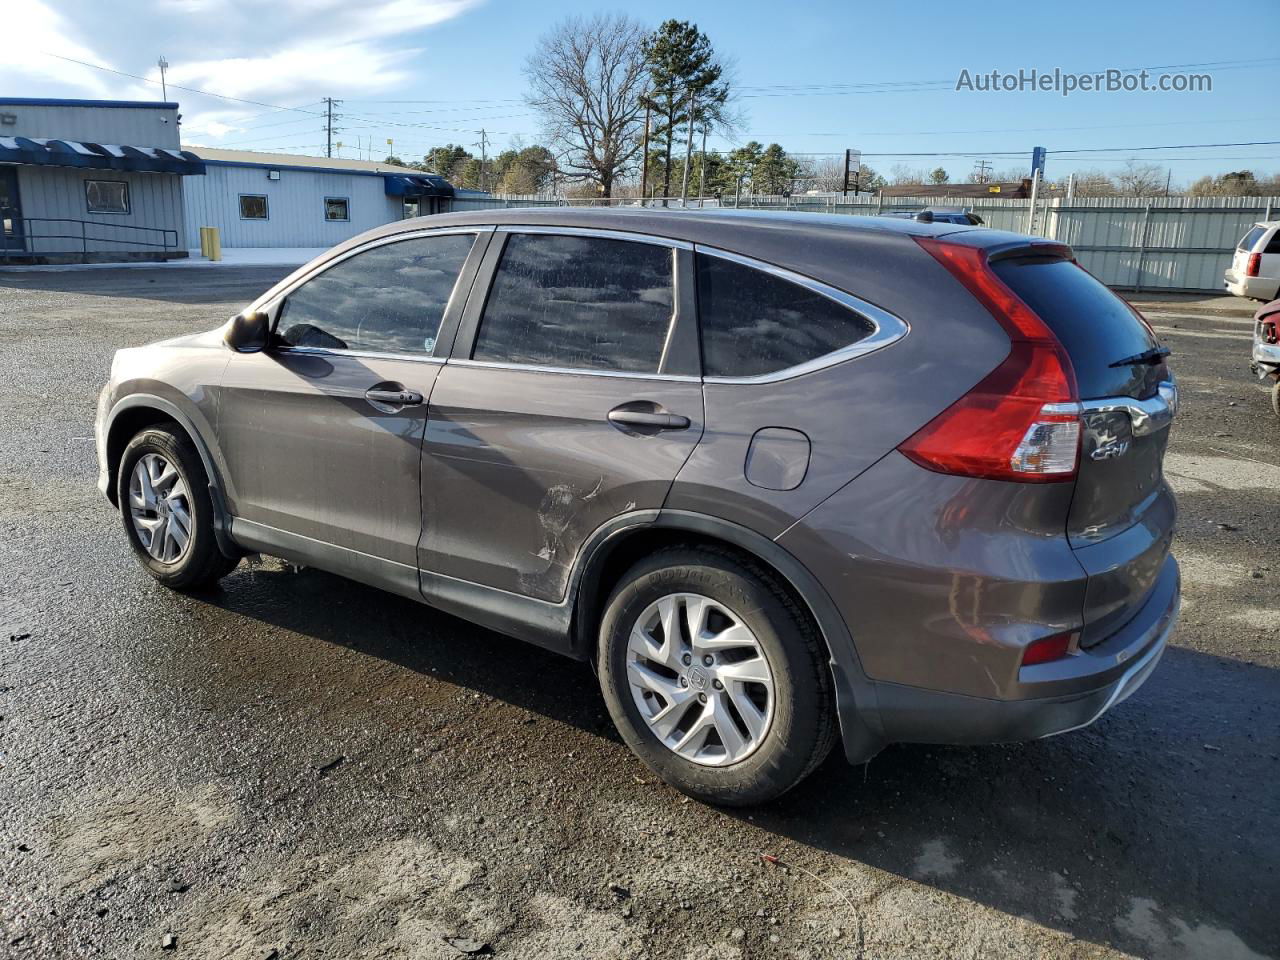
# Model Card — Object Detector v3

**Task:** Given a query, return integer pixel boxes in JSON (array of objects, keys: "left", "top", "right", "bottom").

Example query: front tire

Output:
[
  {"left": 117, "top": 427, "right": 238, "bottom": 589},
  {"left": 597, "top": 546, "right": 837, "bottom": 806}
]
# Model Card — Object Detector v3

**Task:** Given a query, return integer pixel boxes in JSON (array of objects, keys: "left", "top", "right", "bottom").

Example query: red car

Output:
[{"left": 1251, "top": 297, "right": 1280, "bottom": 417}]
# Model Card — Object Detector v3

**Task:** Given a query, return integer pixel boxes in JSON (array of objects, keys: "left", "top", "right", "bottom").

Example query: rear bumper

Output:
[
  {"left": 853, "top": 552, "right": 1179, "bottom": 752},
  {"left": 1226, "top": 270, "right": 1279, "bottom": 300}
]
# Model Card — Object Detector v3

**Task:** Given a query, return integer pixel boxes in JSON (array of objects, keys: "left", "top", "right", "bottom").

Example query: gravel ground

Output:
[{"left": 0, "top": 266, "right": 1276, "bottom": 960}]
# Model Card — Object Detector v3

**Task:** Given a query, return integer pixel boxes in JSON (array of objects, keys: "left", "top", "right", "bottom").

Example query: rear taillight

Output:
[
  {"left": 1022, "top": 631, "right": 1075, "bottom": 666},
  {"left": 901, "top": 238, "right": 1081, "bottom": 483},
  {"left": 1246, "top": 252, "right": 1262, "bottom": 277},
  {"left": 1262, "top": 319, "right": 1278, "bottom": 345}
]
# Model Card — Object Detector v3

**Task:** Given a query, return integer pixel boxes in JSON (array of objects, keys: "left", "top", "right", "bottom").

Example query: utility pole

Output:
[
  {"left": 1165, "top": 168, "right": 1172, "bottom": 196},
  {"left": 973, "top": 159, "right": 993, "bottom": 184},
  {"left": 696, "top": 124, "right": 708, "bottom": 205},
  {"left": 680, "top": 93, "right": 695, "bottom": 206},
  {"left": 157, "top": 56, "right": 169, "bottom": 101},
  {"left": 639, "top": 96, "right": 651, "bottom": 204},
  {"left": 324, "top": 98, "right": 343, "bottom": 159},
  {"left": 475, "top": 129, "right": 490, "bottom": 193}
]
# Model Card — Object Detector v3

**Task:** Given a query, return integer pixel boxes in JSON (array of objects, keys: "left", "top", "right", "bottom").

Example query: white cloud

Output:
[
  {"left": 0, "top": 0, "right": 114, "bottom": 96},
  {"left": 0, "top": 0, "right": 484, "bottom": 154}
]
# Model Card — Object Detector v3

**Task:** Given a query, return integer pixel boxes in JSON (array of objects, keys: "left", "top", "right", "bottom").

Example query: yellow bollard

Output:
[
  {"left": 198, "top": 226, "right": 210, "bottom": 258},
  {"left": 207, "top": 227, "right": 221, "bottom": 262}
]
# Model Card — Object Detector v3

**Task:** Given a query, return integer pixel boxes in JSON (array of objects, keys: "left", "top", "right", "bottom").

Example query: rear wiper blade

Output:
[{"left": 1110, "top": 345, "right": 1171, "bottom": 368}]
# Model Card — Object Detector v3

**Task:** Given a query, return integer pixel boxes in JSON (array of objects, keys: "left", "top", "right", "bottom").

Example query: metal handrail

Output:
[{"left": 1, "top": 217, "right": 179, "bottom": 264}]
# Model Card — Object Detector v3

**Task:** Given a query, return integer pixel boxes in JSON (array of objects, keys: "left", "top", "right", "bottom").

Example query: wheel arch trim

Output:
[
  {"left": 571, "top": 508, "right": 886, "bottom": 763},
  {"left": 104, "top": 393, "right": 240, "bottom": 558}
]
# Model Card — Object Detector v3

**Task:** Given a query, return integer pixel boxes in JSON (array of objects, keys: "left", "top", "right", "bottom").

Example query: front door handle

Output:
[
  {"left": 607, "top": 403, "right": 690, "bottom": 432},
  {"left": 365, "top": 387, "right": 423, "bottom": 406}
]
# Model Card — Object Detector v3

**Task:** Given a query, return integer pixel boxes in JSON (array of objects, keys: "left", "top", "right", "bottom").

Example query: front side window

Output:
[
  {"left": 696, "top": 253, "right": 876, "bottom": 378},
  {"left": 276, "top": 233, "right": 475, "bottom": 355},
  {"left": 473, "top": 233, "right": 675, "bottom": 373},
  {"left": 85, "top": 180, "right": 129, "bottom": 215},
  {"left": 240, "top": 195, "right": 268, "bottom": 220},
  {"left": 325, "top": 197, "right": 349, "bottom": 221}
]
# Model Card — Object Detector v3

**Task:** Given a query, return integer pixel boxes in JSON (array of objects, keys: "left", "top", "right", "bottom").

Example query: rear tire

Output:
[
  {"left": 597, "top": 546, "right": 836, "bottom": 806},
  {"left": 117, "top": 427, "right": 238, "bottom": 589}
]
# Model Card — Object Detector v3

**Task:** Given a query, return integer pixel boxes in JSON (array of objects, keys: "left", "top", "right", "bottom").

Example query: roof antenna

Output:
[{"left": 157, "top": 56, "right": 169, "bottom": 102}]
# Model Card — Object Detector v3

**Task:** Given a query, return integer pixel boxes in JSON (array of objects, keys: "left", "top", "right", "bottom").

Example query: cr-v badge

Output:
[{"left": 1091, "top": 432, "right": 1131, "bottom": 460}]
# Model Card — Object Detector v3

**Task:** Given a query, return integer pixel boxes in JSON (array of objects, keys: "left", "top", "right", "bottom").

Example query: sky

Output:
[{"left": 5, "top": 0, "right": 1280, "bottom": 187}]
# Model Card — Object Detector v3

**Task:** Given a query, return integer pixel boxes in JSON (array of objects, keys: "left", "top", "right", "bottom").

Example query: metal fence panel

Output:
[{"left": 444, "top": 193, "right": 1279, "bottom": 292}]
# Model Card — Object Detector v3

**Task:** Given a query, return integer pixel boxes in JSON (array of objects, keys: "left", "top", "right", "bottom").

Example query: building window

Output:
[
  {"left": 239, "top": 195, "right": 269, "bottom": 220},
  {"left": 324, "top": 197, "right": 350, "bottom": 222},
  {"left": 85, "top": 180, "right": 130, "bottom": 215}
]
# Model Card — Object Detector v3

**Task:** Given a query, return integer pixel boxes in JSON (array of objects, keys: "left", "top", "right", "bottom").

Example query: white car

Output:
[{"left": 1225, "top": 221, "right": 1280, "bottom": 301}]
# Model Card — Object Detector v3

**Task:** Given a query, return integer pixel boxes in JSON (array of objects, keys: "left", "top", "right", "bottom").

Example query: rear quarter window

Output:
[
  {"left": 696, "top": 253, "right": 876, "bottom": 378},
  {"left": 991, "top": 257, "right": 1164, "bottom": 400},
  {"left": 1239, "top": 226, "right": 1267, "bottom": 251},
  {"left": 1265, "top": 230, "right": 1280, "bottom": 255}
]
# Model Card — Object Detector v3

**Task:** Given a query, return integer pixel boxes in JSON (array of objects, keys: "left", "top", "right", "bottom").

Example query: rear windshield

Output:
[
  {"left": 1239, "top": 226, "right": 1266, "bottom": 251},
  {"left": 992, "top": 257, "right": 1163, "bottom": 399}
]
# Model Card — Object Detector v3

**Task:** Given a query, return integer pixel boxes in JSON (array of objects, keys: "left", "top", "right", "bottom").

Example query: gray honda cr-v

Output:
[{"left": 95, "top": 209, "right": 1180, "bottom": 805}]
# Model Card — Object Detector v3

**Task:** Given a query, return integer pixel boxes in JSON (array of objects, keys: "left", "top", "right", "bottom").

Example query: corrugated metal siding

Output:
[
  {"left": 2, "top": 103, "right": 181, "bottom": 148},
  {"left": 447, "top": 194, "right": 1280, "bottom": 292},
  {"left": 182, "top": 165, "right": 405, "bottom": 248},
  {"left": 12, "top": 166, "right": 185, "bottom": 255}
]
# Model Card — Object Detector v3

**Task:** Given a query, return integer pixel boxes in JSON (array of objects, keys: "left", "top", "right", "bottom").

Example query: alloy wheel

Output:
[
  {"left": 625, "top": 592, "right": 775, "bottom": 766},
  {"left": 128, "top": 453, "right": 192, "bottom": 564}
]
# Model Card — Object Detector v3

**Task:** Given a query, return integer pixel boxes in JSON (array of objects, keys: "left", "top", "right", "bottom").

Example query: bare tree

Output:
[
  {"left": 1069, "top": 169, "right": 1119, "bottom": 197},
  {"left": 525, "top": 15, "right": 649, "bottom": 198},
  {"left": 1114, "top": 161, "right": 1167, "bottom": 198},
  {"left": 889, "top": 164, "right": 928, "bottom": 185},
  {"left": 795, "top": 157, "right": 846, "bottom": 192}
]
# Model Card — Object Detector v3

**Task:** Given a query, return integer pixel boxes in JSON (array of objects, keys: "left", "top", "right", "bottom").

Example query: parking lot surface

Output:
[{"left": 0, "top": 265, "right": 1276, "bottom": 960}]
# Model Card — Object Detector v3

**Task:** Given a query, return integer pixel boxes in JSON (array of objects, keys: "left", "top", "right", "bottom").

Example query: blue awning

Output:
[
  {"left": 384, "top": 173, "right": 454, "bottom": 198},
  {"left": 0, "top": 137, "right": 205, "bottom": 175}
]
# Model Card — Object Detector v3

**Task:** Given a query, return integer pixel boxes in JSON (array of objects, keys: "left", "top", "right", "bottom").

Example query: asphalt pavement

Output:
[{"left": 0, "top": 265, "right": 1276, "bottom": 960}]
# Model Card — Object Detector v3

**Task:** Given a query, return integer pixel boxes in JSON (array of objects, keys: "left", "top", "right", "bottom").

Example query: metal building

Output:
[
  {"left": 180, "top": 148, "right": 457, "bottom": 249},
  {"left": 0, "top": 97, "right": 204, "bottom": 263}
]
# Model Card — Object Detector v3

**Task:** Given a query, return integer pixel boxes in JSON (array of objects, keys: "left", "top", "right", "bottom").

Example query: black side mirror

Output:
[
  {"left": 225, "top": 310, "right": 270, "bottom": 353},
  {"left": 914, "top": 210, "right": 935, "bottom": 223}
]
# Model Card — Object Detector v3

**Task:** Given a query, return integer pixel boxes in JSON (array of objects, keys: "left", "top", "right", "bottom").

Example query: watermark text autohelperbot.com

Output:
[{"left": 956, "top": 68, "right": 1211, "bottom": 96}]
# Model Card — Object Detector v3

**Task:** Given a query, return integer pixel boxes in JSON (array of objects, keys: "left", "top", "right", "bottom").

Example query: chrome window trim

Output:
[
  {"left": 694, "top": 245, "right": 911, "bottom": 385},
  {"left": 494, "top": 224, "right": 692, "bottom": 250},
  {"left": 262, "top": 225, "right": 492, "bottom": 361},
  {"left": 273, "top": 345, "right": 446, "bottom": 365},
  {"left": 1081, "top": 380, "right": 1178, "bottom": 437},
  {"left": 446, "top": 357, "right": 700, "bottom": 383}
]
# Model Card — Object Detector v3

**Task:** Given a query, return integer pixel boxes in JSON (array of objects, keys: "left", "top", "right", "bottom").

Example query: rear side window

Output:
[
  {"left": 1265, "top": 230, "right": 1280, "bottom": 254},
  {"left": 473, "top": 233, "right": 675, "bottom": 373},
  {"left": 696, "top": 253, "right": 876, "bottom": 378},
  {"left": 991, "top": 257, "right": 1162, "bottom": 399},
  {"left": 277, "top": 233, "right": 474, "bottom": 355},
  {"left": 1239, "top": 226, "right": 1266, "bottom": 251}
]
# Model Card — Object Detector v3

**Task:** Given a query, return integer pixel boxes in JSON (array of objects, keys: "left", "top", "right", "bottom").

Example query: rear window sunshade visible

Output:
[{"left": 991, "top": 257, "right": 1163, "bottom": 400}]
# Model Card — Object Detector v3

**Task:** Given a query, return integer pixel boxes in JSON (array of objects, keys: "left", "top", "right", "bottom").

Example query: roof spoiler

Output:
[{"left": 985, "top": 240, "right": 1075, "bottom": 263}]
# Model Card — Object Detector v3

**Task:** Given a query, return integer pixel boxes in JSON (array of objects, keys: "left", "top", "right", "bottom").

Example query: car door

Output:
[
  {"left": 216, "top": 228, "right": 489, "bottom": 582},
  {"left": 418, "top": 226, "right": 705, "bottom": 604}
]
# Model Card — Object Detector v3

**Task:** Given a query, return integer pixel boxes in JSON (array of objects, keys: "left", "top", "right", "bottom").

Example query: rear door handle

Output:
[
  {"left": 607, "top": 407, "right": 690, "bottom": 431},
  {"left": 365, "top": 387, "right": 423, "bottom": 406}
]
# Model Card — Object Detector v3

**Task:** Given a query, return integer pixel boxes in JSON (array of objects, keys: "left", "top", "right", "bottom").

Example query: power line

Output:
[{"left": 40, "top": 51, "right": 325, "bottom": 115}]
